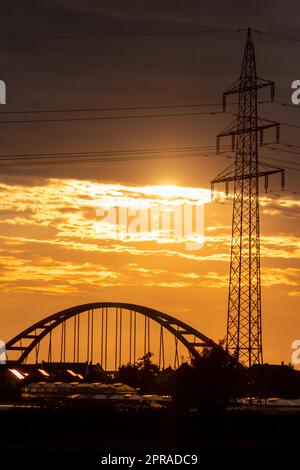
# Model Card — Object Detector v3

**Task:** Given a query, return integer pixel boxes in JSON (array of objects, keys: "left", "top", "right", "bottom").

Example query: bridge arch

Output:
[{"left": 5, "top": 303, "right": 217, "bottom": 368}]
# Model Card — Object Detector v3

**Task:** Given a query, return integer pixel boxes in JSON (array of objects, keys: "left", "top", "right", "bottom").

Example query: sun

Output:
[{"left": 141, "top": 184, "right": 211, "bottom": 203}]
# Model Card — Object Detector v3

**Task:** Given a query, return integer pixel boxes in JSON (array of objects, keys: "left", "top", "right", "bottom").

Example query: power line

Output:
[
  {"left": 215, "top": 199, "right": 300, "bottom": 218},
  {"left": 0, "top": 142, "right": 231, "bottom": 166},
  {"left": 5, "top": 26, "right": 300, "bottom": 47},
  {"left": 0, "top": 99, "right": 286, "bottom": 120},
  {"left": 0, "top": 28, "right": 246, "bottom": 41},
  {"left": 282, "top": 189, "right": 300, "bottom": 197},
  {"left": 260, "top": 156, "right": 300, "bottom": 172},
  {"left": 0, "top": 151, "right": 219, "bottom": 167},
  {"left": 262, "top": 161, "right": 300, "bottom": 172},
  {"left": 259, "top": 99, "right": 300, "bottom": 109},
  {"left": 278, "top": 121, "right": 300, "bottom": 130},
  {"left": 0, "top": 142, "right": 298, "bottom": 173},
  {"left": 225, "top": 110, "right": 300, "bottom": 131},
  {"left": 274, "top": 101, "right": 300, "bottom": 109},
  {"left": 278, "top": 142, "right": 300, "bottom": 149},
  {"left": 267, "top": 189, "right": 300, "bottom": 196},
  {"left": 220, "top": 151, "right": 300, "bottom": 173},
  {"left": 0, "top": 103, "right": 223, "bottom": 115},
  {"left": 264, "top": 205, "right": 300, "bottom": 216},
  {"left": 1, "top": 102, "right": 294, "bottom": 125},
  {"left": 0, "top": 144, "right": 227, "bottom": 160},
  {"left": 0, "top": 144, "right": 232, "bottom": 163},
  {"left": 5, "top": 100, "right": 289, "bottom": 117},
  {"left": 265, "top": 145, "right": 300, "bottom": 161},
  {"left": 0, "top": 110, "right": 224, "bottom": 125},
  {"left": 3, "top": 27, "right": 299, "bottom": 46},
  {"left": 253, "top": 28, "right": 300, "bottom": 44}
]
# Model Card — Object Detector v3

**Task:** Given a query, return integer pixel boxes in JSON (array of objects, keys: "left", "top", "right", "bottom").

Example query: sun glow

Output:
[
  {"left": 67, "top": 180, "right": 212, "bottom": 206},
  {"left": 0, "top": 178, "right": 298, "bottom": 301}
]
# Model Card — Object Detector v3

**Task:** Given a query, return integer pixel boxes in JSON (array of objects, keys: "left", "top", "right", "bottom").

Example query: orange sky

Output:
[
  {"left": 0, "top": 178, "right": 299, "bottom": 367},
  {"left": 0, "top": 1, "right": 300, "bottom": 368}
]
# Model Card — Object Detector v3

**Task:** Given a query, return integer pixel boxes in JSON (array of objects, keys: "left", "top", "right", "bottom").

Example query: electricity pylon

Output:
[{"left": 211, "top": 28, "right": 285, "bottom": 368}]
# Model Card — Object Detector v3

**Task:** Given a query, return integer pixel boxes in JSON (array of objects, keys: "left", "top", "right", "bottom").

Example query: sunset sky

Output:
[{"left": 0, "top": 1, "right": 299, "bottom": 366}]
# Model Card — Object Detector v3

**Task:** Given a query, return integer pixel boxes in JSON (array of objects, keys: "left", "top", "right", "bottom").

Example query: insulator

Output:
[
  {"left": 259, "top": 129, "right": 264, "bottom": 147},
  {"left": 223, "top": 94, "right": 226, "bottom": 112},
  {"left": 225, "top": 181, "right": 229, "bottom": 197},
  {"left": 216, "top": 136, "right": 220, "bottom": 154},
  {"left": 264, "top": 175, "right": 269, "bottom": 193},
  {"left": 281, "top": 171, "right": 285, "bottom": 190},
  {"left": 232, "top": 134, "right": 235, "bottom": 151},
  {"left": 276, "top": 125, "right": 280, "bottom": 143},
  {"left": 271, "top": 83, "right": 275, "bottom": 102}
]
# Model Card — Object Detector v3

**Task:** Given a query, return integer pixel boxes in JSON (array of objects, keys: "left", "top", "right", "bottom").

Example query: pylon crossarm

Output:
[
  {"left": 218, "top": 121, "right": 278, "bottom": 138},
  {"left": 211, "top": 163, "right": 235, "bottom": 185},
  {"left": 212, "top": 168, "right": 283, "bottom": 185},
  {"left": 224, "top": 81, "right": 274, "bottom": 97},
  {"left": 223, "top": 78, "right": 274, "bottom": 110}
]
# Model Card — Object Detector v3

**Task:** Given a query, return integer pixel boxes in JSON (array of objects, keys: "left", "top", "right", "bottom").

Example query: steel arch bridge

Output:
[{"left": 5, "top": 302, "right": 218, "bottom": 369}]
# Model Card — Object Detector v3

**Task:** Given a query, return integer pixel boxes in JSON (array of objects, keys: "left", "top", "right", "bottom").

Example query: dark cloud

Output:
[{"left": 0, "top": 1, "right": 298, "bottom": 191}]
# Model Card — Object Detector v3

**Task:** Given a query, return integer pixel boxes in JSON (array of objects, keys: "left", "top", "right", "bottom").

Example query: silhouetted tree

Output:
[
  {"left": 252, "top": 363, "right": 300, "bottom": 399},
  {"left": 117, "top": 353, "right": 159, "bottom": 393},
  {"left": 165, "top": 342, "right": 238, "bottom": 410}
]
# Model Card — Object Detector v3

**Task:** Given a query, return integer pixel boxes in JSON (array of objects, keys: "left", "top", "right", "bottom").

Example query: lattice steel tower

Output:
[{"left": 211, "top": 28, "right": 284, "bottom": 368}]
